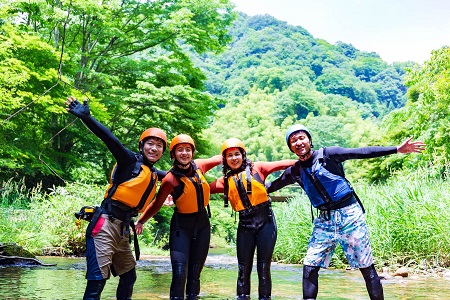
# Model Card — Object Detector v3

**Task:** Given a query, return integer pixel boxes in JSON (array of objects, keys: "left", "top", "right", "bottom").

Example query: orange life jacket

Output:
[
  {"left": 225, "top": 167, "right": 269, "bottom": 212},
  {"left": 104, "top": 158, "right": 158, "bottom": 213},
  {"left": 170, "top": 164, "right": 210, "bottom": 214}
]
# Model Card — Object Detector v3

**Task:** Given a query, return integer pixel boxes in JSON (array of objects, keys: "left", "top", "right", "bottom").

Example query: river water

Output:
[{"left": 1, "top": 250, "right": 449, "bottom": 299}]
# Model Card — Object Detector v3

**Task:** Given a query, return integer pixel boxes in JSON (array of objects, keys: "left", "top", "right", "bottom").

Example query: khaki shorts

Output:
[{"left": 90, "top": 214, "right": 136, "bottom": 279}]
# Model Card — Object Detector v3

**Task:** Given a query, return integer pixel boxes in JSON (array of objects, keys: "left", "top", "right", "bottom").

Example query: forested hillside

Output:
[
  {"left": 194, "top": 13, "right": 427, "bottom": 181},
  {"left": 1, "top": 2, "right": 448, "bottom": 189}
]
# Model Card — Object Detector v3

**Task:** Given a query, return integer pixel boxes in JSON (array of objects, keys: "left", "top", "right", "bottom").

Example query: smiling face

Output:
[
  {"left": 141, "top": 137, "right": 165, "bottom": 163},
  {"left": 289, "top": 131, "right": 312, "bottom": 160},
  {"left": 225, "top": 147, "right": 243, "bottom": 170},
  {"left": 174, "top": 143, "right": 193, "bottom": 166}
]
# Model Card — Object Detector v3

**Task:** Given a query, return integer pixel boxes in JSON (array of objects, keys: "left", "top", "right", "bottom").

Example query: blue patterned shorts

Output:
[{"left": 303, "top": 203, "right": 374, "bottom": 268}]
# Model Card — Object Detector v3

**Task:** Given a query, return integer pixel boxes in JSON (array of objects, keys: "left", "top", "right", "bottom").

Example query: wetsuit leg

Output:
[
  {"left": 255, "top": 213, "right": 277, "bottom": 300},
  {"left": 186, "top": 211, "right": 211, "bottom": 299},
  {"left": 169, "top": 213, "right": 191, "bottom": 299},
  {"left": 302, "top": 265, "right": 320, "bottom": 300},
  {"left": 360, "top": 264, "right": 384, "bottom": 300},
  {"left": 185, "top": 262, "right": 202, "bottom": 300},
  {"left": 116, "top": 268, "right": 136, "bottom": 300},
  {"left": 83, "top": 279, "right": 106, "bottom": 300},
  {"left": 236, "top": 222, "right": 256, "bottom": 298}
]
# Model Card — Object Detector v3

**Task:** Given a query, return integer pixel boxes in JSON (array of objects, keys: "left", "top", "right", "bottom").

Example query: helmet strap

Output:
[
  {"left": 297, "top": 148, "right": 313, "bottom": 161},
  {"left": 174, "top": 159, "right": 191, "bottom": 168}
]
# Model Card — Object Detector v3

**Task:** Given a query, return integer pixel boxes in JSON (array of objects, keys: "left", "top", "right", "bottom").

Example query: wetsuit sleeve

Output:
[
  {"left": 209, "top": 176, "right": 225, "bottom": 194},
  {"left": 138, "top": 174, "right": 175, "bottom": 224},
  {"left": 195, "top": 155, "right": 222, "bottom": 173},
  {"left": 255, "top": 160, "right": 297, "bottom": 181},
  {"left": 156, "top": 169, "right": 167, "bottom": 180},
  {"left": 81, "top": 115, "right": 134, "bottom": 165},
  {"left": 265, "top": 164, "right": 299, "bottom": 193},
  {"left": 326, "top": 146, "right": 398, "bottom": 162}
]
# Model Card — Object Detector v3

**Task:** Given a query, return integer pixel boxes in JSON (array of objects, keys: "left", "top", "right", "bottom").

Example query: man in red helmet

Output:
[{"left": 65, "top": 96, "right": 167, "bottom": 300}]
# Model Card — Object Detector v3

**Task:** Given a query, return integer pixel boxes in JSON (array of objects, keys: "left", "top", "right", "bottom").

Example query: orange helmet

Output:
[
  {"left": 221, "top": 138, "right": 246, "bottom": 155},
  {"left": 139, "top": 128, "right": 167, "bottom": 151},
  {"left": 169, "top": 134, "right": 196, "bottom": 156}
]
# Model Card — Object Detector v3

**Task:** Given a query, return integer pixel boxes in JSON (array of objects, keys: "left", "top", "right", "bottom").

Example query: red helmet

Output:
[
  {"left": 169, "top": 134, "right": 195, "bottom": 158},
  {"left": 139, "top": 128, "right": 167, "bottom": 151},
  {"left": 221, "top": 138, "right": 246, "bottom": 155}
]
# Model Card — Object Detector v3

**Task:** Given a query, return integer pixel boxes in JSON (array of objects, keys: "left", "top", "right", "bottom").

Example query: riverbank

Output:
[{"left": 1, "top": 254, "right": 446, "bottom": 300}]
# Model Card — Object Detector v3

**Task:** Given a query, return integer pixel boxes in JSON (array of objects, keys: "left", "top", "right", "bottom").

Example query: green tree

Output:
[{"left": 2, "top": 0, "right": 236, "bottom": 187}]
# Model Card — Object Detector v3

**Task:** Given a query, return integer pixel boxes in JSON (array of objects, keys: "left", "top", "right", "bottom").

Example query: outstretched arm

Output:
[
  {"left": 65, "top": 96, "right": 131, "bottom": 163},
  {"left": 196, "top": 155, "right": 223, "bottom": 173},
  {"left": 265, "top": 165, "right": 298, "bottom": 193},
  {"left": 397, "top": 137, "right": 426, "bottom": 154}
]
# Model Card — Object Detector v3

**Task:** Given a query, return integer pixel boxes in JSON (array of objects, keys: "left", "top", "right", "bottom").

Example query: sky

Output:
[{"left": 231, "top": 0, "right": 450, "bottom": 64}]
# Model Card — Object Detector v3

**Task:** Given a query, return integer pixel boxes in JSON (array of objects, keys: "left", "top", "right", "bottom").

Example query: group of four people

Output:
[{"left": 66, "top": 96, "right": 425, "bottom": 300}]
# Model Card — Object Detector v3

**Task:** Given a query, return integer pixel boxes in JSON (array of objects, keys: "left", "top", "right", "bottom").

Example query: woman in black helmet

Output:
[
  {"left": 267, "top": 124, "right": 426, "bottom": 300},
  {"left": 65, "top": 96, "right": 167, "bottom": 300},
  {"left": 135, "top": 134, "right": 222, "bottom": 300},
  {"left": 209, "top": 138, "right": 296, "bottom": 300}
]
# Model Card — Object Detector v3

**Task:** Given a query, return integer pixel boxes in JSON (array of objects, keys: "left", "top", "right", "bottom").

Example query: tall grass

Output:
[
  {"left": 2, "top": 173, "right": 450, "bottom": 270},
  {"left": 272, "top": 173, "right": 450, "bottom": 269}
]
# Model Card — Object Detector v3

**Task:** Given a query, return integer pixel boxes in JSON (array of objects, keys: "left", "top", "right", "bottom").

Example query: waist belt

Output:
[
  {"left": 100, "top": 199, "right": 141, "bottom": 260},
  {"left": 317, "top": 194, "right": 357, "bottom": 211},
  {"left": 238, "top": 201, "right": 270, "bottom": 217}
]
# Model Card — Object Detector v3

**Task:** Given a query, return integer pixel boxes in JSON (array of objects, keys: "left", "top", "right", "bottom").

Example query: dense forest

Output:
[{"left": 1, "top": 0, "right": 450, "bottom": 189}]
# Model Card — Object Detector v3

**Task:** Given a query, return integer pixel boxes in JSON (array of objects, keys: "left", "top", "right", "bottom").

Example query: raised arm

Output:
[{"left": 65, "top": 96, "right": 131, "bottom": 163}]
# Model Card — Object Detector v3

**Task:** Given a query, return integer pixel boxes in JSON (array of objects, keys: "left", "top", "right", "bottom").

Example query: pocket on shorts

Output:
[{"left": 92, "top": 216, "right": 106, "bottom": 237}]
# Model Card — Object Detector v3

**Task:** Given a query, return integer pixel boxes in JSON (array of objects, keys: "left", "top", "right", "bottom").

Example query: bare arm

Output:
[{"left": 255, "top": 160, "right": 297, "bottom": 181}]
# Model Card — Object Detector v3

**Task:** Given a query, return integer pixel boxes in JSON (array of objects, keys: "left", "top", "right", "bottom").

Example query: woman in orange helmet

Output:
[
  {"left": 135, "top": 134, "right": 221, "bottom": 300},
  {"left": 209, "top": 138, "right": 296, "bottom": 300},
  {"left": 65, "top": 96, "right": 167, "bottom": 300}
]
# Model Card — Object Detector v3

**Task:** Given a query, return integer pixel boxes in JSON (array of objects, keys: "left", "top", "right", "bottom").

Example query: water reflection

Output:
[{"left": 1, "top": 251, "right": 449, "bottom": 299}]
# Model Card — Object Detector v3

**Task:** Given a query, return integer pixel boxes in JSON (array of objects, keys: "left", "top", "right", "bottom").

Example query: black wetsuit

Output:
[{"left": 79, "top": 116, "right": 165, "bottom": 300}]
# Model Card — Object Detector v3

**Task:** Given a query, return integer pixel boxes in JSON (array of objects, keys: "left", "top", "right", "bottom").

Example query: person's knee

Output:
[
  {"left": 119, "top": 268, "right": 137, "bottom": 285},
  {"left": 303, "top": 265, "right": 320, "bottom": 279},
  {"left": 83, "top": 279, "right": 106, "bottom": 300},
  {"left": 302, "top": 265, "right": 320, "bottom": 300},
  {"left": 360, "top": 265, "right": 384, "bottom": 300}
]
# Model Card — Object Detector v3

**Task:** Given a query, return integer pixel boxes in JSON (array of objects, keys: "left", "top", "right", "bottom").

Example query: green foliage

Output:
[
  {"left": 1, "top": 0, "right": 236, "bottom": 188},
  {"left": 203, "top": 89, "right": 294, "bottom": 163},
  {"left": 272, "top": 171, "right": 450, "bottom": 268},
  {"left": 364, "top": 46, "right": 450, "bottom": 181}
]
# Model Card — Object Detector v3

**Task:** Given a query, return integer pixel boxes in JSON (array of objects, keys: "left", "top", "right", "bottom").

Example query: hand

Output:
[
  {"left": 65, "top": 96, "right": 90, "bottom": 120},
  {"left": 164, "top": 194, "right": 174, "bottom": 206},
  {"left": 134, "top": 221, "right": 144, "bottom": 235},
  {"left": 397, "top": 137, "right": 426, "bottom": 154}
]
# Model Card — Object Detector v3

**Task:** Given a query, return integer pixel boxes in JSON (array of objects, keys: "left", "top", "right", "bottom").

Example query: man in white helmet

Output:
[{"left": 266, "top": 124, "right": 426, "bottom": 300}]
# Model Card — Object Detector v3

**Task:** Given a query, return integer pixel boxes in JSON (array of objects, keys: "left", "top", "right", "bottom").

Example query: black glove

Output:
[{"left": 67, "top": 99, "right": 91, "bottom": 120}]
